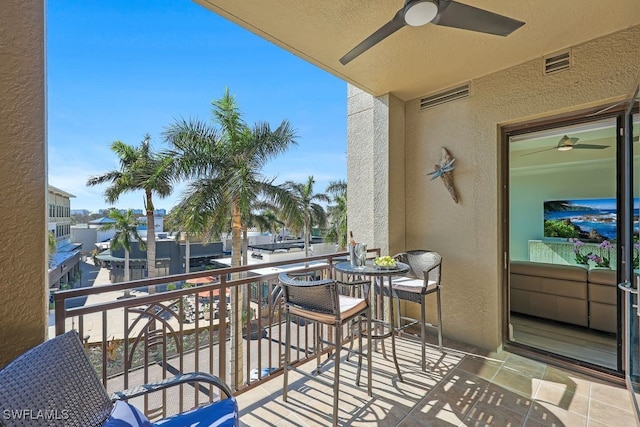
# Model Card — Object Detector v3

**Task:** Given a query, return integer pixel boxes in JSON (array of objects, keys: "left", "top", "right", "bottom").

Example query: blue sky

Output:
[{"left": 47, "top": 0, "right": 347, "bottom": 213}]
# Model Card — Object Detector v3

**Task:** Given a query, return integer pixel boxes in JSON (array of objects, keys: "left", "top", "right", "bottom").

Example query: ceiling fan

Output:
[
  {"left": 521, "top": 135, "right": 610, "bottom": 157},
  {"left": 339, "top": 0, "right": 525, "bottom": 65}
]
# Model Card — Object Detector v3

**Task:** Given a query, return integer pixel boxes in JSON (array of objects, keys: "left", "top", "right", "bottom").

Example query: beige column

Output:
[
  {"left": 0, "top": 0, "right": 47, "bottom": 367},
  {"left": 347, "top": 85, "right": 406, "bottom": 256}
]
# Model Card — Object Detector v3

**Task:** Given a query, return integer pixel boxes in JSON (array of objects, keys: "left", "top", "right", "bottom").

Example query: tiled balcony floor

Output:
[{"left": 236, "top": 335, "right": 636, "bottom": 426}]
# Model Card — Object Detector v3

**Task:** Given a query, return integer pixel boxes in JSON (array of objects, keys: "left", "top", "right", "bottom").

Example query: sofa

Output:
[
  {"left": 587, "top": 268, "right": 618, "bottom": 333},
  {"left": 510, "top": 261, "right": 617, "bottom": 333}
]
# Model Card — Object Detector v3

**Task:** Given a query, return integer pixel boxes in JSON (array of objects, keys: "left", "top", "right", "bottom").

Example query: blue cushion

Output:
[
  {"left": 152, "top": 398, "right": 238, "bottom": 427},
  {"left": 104, "top": 400, "right": 152, "bottom": 427}
]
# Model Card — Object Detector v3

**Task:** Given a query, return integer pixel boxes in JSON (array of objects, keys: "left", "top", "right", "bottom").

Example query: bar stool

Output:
[
  {"left": 279, "top": 272, "right": 372, "bottom": 427},
  {"left": 392, "top": 250, "right": 443, "bottom": 371}
]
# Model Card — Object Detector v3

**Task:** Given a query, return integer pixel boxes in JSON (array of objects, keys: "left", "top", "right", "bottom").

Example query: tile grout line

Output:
[
  {"left": 586, "top": 380, "right": 593, "bottom": 426},
  {"left": 454, "top": 353, "right": 503, "bottom": 427},
  {"left": 521, "top": 363, "right": 546, "bottom": 427}
]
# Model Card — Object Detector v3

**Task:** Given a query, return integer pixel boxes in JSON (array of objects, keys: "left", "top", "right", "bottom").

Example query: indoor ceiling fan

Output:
[
  {"left": 339, "top": 0, "right": 525, "bottom": 65},
  {"left": 521, "top": 135, "right": 610, "bottom": 157}
]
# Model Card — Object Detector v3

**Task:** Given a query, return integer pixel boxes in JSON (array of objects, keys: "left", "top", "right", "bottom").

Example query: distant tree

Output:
[
  {"left": 324, "top": 180, "right": 348, "bottom": 250},
  {"left": 282, "top": 176, "right": 329, "bottom": 257},
  {"left": 252, "top": 208, "right": 284, "bottom": 243},
  {"left": 101, "top": 209, "right": 145, "bottom": 297},
  {"left": 87, "top": 134, "right": 173, "bottom": 289},
  {"left": 165, "top": 204, "right": 225, "bottom": 273}
]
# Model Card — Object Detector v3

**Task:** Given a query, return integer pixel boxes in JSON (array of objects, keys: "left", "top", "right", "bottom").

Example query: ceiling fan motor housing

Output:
[
  {"left": 404, "top": 0, "right": 439, "bottom": 26},
  {"left": 557, "top": 135, "right": 579, "bottom": 150}
]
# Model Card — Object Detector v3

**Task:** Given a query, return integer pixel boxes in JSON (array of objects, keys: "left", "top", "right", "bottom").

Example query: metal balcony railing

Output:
[{"left": 53, "top": 249, "right": 379, "bottom": 420}]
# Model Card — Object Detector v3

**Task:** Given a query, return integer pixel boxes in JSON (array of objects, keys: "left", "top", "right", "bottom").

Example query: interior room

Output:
[{"left": 508, "top": 115, "right": 639, "bottom": 371}]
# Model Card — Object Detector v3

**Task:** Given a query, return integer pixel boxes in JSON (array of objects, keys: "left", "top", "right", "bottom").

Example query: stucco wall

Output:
[
  {"left": 0, "top": 1, "right": 47, "bottom": 367},
  {"left": 403, "top": 25, "right": 640, "bottom": 351},
  {"left": 347, "top": 86, "right": 406, "bottom": 255},
  {"left": 350, "top": 25, "right": 640, "bottom": 352}
]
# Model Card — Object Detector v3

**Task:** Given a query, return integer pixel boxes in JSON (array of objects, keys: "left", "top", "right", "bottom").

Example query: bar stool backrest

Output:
[
  {"left": 278, "top": 273, "right": 339, "bottom": 317},
  {"left": 396, "top": 250, "right": 442, "bottom": 287}
]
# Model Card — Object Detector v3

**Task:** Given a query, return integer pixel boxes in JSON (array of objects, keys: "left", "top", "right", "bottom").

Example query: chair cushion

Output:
[
  {"left": 392, "top": 276, "right": 437, "bottom": 294},
  {"left": 288, "top": 295, "right": 368, "bottom": 324},
  {"left": 104, "top": 400, "right": 152, "bottom": 427},
  {"left": 337, "top": 295, "right": 368, "bottom": 321},
  {"left": 152, "top": 398, "right": 238, "bottom": 427}
]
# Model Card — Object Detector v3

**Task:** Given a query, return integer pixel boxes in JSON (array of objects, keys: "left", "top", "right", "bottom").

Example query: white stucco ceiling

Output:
[{"left": 195, "top": 0, "right": 640, "bottom": 101}]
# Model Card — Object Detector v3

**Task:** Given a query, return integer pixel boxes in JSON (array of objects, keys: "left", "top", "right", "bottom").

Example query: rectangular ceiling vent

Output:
[
  {"left": 419, "top": 83, "right": 470, "bottom": 111},
  {"left": 544, "top": 49, "right": 572, "bottom": 75}
]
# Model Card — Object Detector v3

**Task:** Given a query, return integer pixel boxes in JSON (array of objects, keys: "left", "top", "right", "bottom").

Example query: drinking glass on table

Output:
[{"left": 354, "top": 243, "right": 367, "bottom": 268}]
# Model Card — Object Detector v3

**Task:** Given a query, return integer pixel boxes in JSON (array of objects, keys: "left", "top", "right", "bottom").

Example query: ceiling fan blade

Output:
[
  {"left": 520, "top": 146, "right": 557, "bottom": 157},
  {"left": 340, "top": 9, "right": 406, "bottom": 65},
  {"left": 574, "top": 144, "right": 609, "bottom": 149},
  {"left": 432, "top": 0, "right": 524, "bottom": 36}
]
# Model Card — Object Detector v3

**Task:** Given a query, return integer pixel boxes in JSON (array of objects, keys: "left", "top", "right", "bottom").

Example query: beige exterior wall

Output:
[
  {"left": 347, "top": 87, "right": 406, "bottom": 256},
  {"left": 0, "top": 1, "right": 47, "bottom": 367},
  {"left": 349, "top": 25, "right": 640, "bottom": 351}
]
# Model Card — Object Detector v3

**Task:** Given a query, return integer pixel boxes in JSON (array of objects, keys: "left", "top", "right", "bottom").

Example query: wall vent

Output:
[
  {"left": 543, "top": 49, "right": 572, "bottom": 75},
  {"left": 419, "top": 83, "right": 470, "bottom": 110}
]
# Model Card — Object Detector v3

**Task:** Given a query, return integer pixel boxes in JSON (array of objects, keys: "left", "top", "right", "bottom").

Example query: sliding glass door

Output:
[
  {"left": 504, "top": 84, "right": 640, "bottom": 424},
  {"left": 508, "top": 117, "right": 619, "bottom": 369},
  {"left": 620, "top": 82, "right": 640, "bottom": 422}
]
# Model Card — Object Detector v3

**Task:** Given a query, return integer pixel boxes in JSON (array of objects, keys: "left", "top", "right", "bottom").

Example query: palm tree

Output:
[
  {"left": 165, "top": 204, "right": 224, "bottom": 273},
  {"left": 101, "top": 209, "right": 145, "bottom": 297},
  {"left": 282, "top": 176, "right": 329, "bottom": 257},
  {"left": 238, "top": 204, "right": 285, "bottom": 266},
  {"left": 252, "top": 208, "right": 284, "bottom": 243},
  {"left": 164, "top": 88, "right": 297, "bottom": 387},
  {"left": 87, "top": 135, "right": 173, "bottom": 288},
  {"left": 324, "top": 180, "right": 348, "bottom": 250}
]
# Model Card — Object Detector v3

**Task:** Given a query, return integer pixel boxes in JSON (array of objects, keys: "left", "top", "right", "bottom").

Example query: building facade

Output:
[
  {"left": 48, "top": 185, "right": 74, "bottom": 244},
  {"left": 47, "top": 186, "right": 81, "bottom": 291},
  {"left": 96, "top": 239, "right": 226, "bottom": 283}
]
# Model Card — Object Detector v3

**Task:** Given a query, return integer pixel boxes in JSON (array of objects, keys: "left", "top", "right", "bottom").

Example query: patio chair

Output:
[
  {"left": 392, "top": 250, "right": 443, "bottom": 371},
  {"left": 278, "top": 272, "right": 372, "bottom": 427},
  {"left": 0, "top": 330, "right": 238, "bottom": 427}
]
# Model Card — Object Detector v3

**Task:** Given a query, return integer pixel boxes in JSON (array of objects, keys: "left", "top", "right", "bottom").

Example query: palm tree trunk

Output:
[
  {"left": 185, "top": 235, "right": 190, "bottom": 273},
  {"left": 123, "top": 249, "right": 132, "bottom": 298},
  {"left": 124, "top": 249, "right": 130, "bottom": 281},
  {"left": 230, "top": 201, "right": 244, "bottom": 388},
  {"left": 231, "top": 203, "right": 242, "bottom": 268},
  {"left": 304, "top": 219, "right": 310, "bottom": 258},
  {"left": 242, "top": 224, "right": 248, "bottom": 267},
  {"left": 146, "top": 190, "right": 156, "bottom": 294}
]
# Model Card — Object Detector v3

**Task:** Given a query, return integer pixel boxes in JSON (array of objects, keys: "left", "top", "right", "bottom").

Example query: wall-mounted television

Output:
[{"left": 543, "top": 198, "right": 639, "bottom": 242}]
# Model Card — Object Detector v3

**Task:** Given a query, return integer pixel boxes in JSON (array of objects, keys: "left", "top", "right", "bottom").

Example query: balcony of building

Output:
[{"left": 49, "top": 251, "right": 635, "bottom": 426}]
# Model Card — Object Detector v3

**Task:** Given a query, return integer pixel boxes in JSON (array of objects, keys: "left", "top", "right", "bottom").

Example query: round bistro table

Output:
[{"left": 334, "top": 260, "right": 409, "bottom": 381}]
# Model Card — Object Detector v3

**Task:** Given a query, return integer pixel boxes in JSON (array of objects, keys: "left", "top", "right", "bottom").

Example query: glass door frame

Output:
[
  {"left": 501, "top": 102, "right": 631, "bottom": 376},
  {"left": 621, "top": 82, "right": 640, "bottom": 423}
]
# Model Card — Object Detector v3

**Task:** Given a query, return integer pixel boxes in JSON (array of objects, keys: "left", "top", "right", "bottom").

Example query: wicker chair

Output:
[
  {"left": 392, "top": 250, "right": 443, "bottom": 371},
  {"left": 0, "top": 331, "right": 238, "bottom": 427},
  {"left": 278, "top": 272, "right": 372, "bottom": 427}
]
